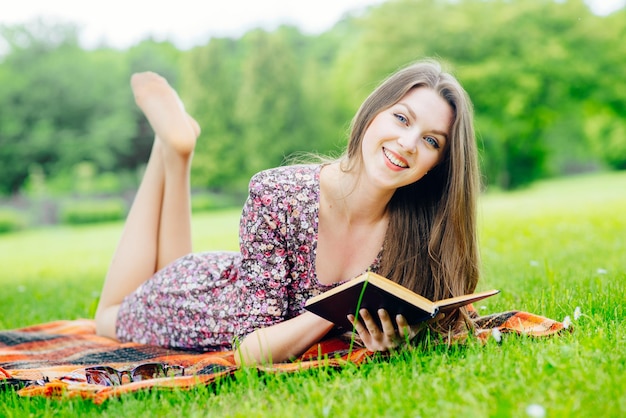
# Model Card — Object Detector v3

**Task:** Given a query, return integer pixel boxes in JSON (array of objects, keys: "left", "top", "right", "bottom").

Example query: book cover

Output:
[{"left": 305, "top": 272, "right": 499, "bottom": 331}]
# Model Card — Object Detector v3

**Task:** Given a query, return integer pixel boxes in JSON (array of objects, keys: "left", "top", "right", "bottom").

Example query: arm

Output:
[
  {"left": 235, "top": 307, "right": 425, "bottom": 365},
  {"left": 234, "top": 311, "right": 334, "bottom": 366},
  {"left": 235, "top": 168, "right": 327, "bottom": 364}
]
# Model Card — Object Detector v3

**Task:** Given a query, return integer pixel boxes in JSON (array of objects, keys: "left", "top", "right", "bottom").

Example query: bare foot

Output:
[{"left": 131, "top": 72, "right": 200, "bottom": 155}]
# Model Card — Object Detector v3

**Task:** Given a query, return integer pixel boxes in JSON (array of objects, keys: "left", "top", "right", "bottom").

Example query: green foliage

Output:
[
  {"left": 1, "top": 0, "right": 625, "bottom": 197},
  {"left": 235, "top": 28, "right": 308, "bottom": 174},
  {"left": 0, "top": 23, "right": 184, "bottom": 196},
  {"left": 1, "top": 172, "right": 625, "bottom": 416},
  {"left": 181, "top": 37, "right": 246, "bottom": 190},
  {"left": 0, "top": 21, "right": 134, "bottom": 194},
  {"left": 59, "top": 198, "right": 127, "bottom": 225},
  {"left": 36, "top": 162, "right": 138, "bottom": 197},
  {"left": 0, "top": 208, "right": 27, "bottom": 234},
  {"left": 333, "top": 0, "right": 626, "bottom": 188},
  {"left": 191, "top": 192, "right": 241, "bottom": 213},
  {"left": 584, "top": 105, "right": 626, "bottom": 169}
]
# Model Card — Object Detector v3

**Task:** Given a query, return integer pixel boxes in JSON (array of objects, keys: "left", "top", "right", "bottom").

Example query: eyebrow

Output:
[{"left": 397, "top": 103, "right": 449, "bottom": 141}]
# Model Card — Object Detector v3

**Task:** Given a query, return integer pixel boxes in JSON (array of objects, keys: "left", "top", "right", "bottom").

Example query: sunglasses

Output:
[
  {"left": 0, "top": 377, "right": 49, "bottom": 391},
  {"left": 85, "top": 363, "right": 184, "bottom": 386}
]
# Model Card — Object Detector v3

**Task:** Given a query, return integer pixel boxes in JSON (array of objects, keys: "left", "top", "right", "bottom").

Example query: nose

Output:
[{"left": 397, "top": 131, "right": 419, "bottom": 154}]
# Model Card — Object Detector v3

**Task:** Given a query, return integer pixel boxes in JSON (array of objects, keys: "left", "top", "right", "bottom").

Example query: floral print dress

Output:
[{"left": 116, "top": 164, "right": 380, "bottom": 351}]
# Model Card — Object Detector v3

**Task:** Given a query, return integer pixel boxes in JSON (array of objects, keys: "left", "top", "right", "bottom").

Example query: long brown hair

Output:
[{"left": 342, "top": 59, "right": 480, "bottom": 333}]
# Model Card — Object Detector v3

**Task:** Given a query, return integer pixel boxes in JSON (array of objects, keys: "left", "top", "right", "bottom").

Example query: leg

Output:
[{"left": 95, "top": 72, "right": 200, "bottom": 338}]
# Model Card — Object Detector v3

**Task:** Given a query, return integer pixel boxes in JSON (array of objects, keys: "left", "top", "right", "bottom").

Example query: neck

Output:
[{"left": 326, "top": 163, "right": 392, "bottom": 225}]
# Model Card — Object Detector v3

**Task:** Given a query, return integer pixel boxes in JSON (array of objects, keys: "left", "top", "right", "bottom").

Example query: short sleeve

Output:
[{"left": 234, "top": 170, "right": 294, "bottom": 341}]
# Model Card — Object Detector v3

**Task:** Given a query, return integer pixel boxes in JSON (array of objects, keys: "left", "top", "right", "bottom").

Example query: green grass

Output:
[{"left": 1, "top": 172, "right": 625, "bottom": 417}]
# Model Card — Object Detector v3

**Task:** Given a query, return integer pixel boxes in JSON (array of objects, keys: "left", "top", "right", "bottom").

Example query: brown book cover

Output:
[{"left": 305, "top": 272, "right": 499, "bottom": 331}]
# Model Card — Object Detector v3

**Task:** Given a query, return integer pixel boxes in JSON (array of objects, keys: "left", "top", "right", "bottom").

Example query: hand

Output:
[{"left": 347, "top": 308, "right": 423, "bottom": 352}]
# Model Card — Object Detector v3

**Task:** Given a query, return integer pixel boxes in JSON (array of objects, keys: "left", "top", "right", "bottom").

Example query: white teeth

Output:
[{"left": 383, "top": 148, "right": 408, "bottom": 168}]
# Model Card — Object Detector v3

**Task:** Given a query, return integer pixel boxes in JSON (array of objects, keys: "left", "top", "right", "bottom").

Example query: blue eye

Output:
[
  {"left": 425, "top": 136, "right": 440, "bottom": 149},
  {"left": 394, "top": 113, "right": 408, "bottom": 125}
]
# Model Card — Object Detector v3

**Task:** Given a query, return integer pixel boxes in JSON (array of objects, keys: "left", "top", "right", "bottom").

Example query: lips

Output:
[{"left": 383, "top": 147, "right": 408, "bottom": 168}]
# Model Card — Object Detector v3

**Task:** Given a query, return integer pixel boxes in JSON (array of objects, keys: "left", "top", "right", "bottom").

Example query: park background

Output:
[
  {"left": 0, "top": 1, "right": 625, "bottom": 416},
  {"left": 0, "top": 0, "right": 625, "bottom": 229}
]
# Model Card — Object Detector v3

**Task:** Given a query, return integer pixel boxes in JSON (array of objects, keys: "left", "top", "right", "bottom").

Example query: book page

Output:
[{"left": 434, "top": 289, "right": 500, "bottom": 312}]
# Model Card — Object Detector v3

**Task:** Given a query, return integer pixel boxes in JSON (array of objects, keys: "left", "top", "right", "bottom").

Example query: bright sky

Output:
[
  {"left": 0, "top": 0, "right": 383, "bottom": 49},
  {"left": 1, "top": 0, "right": 624, "bottom": 50}
]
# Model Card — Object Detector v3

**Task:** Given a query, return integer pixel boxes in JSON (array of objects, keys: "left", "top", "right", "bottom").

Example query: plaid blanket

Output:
[{"left": 0, "top": 311, "right": 568, "bottom": 404}]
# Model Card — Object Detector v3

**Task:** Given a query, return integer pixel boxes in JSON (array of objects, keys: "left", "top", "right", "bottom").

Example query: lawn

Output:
[{"left": 0, "top": 171, "right": 624, "bottom": 417}]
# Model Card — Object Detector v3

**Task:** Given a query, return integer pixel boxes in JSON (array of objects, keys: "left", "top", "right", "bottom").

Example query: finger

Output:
[
  {"left": 358, "top": 309, "right": 381, "bottom": 335},
  {"left": 347, "top": 314, "right": 365, "bottom": 334},
  {"left": 348, "top": 314, "right": 373, "bottom": 346},
  {"left": 396, "top": 314, "right": 411, "bottom": 338},
  {"left": 378, "top": 309, "right": 397, "bottom": 337},
  {"left": 396, "top": 314, "right": 411, "bottom": 339}
]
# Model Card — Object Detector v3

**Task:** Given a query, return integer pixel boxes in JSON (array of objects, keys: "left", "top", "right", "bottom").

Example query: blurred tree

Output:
[
  {"left": 0, "top": 20, "right": 132, "bottom": 194},
  {"left": 329, "top": 0, "right": 624, "bottom": 188},
  {"left": 234, "top": 28, "right": 309, "bottom": 178},
  {"left": 580, "top": 7, "right": 626, "bottom": 170},
  {"left": 0, "top": 24, "right": 187, "bottom": 195},
  {"left": 181, "top": 36, "right": 245, "bottom": 190},
  {"left": 181, "top": 26, "right": 315, "bottom": 190},
  {"left": 1, "top": 0, "right": 624, "bottom": 196}
]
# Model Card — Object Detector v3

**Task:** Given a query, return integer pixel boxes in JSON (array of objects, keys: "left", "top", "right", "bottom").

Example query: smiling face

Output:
[{"left": 359, "top": 87, "right": 453, "bottom": 191}]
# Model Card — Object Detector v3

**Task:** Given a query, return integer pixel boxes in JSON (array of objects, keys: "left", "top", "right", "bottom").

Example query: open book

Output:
[{"left": 305, "top": 272, "right": 499, "bottom": 331}]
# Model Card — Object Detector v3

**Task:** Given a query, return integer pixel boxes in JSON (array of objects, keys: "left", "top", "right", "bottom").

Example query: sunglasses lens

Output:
[
  {"left": 131, "top": 364, "right": 165, "bottom": 381},
  {"left": 132, "top": 363, "right": 184, "bottom": 381},
  {"left": 86, "top": 367, "right": 120, "bottom": 386}
]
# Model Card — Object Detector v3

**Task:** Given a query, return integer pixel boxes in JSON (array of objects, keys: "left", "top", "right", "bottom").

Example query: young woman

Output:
[{"left": 94, "top": 59, "right": 480, "bottom": 365}]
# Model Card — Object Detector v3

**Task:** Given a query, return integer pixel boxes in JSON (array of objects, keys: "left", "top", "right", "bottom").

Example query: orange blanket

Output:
[{"left": 0, "top": 311, "right": 568, "bottom": 404}]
